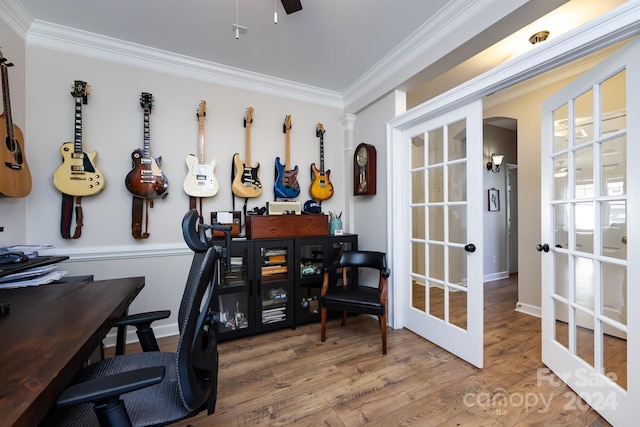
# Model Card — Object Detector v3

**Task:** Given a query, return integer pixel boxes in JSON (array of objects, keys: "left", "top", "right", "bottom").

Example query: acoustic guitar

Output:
[
  {"left": 0, "top": 50, "right": 31, "bottom": 198},
  {"left": 53, "top": 80, "right": 104, "bottom": 197},
  {"left": 274, "top": 114, "right": 300, "bottom": 199},
  {"left": 309, "top": 123, "right": 333, "bottom": 201},
  {"left": 183, "top": 100, "right": 219, "bottom": 197},
  {"left": 232, "top": 106, "right": 262, "bottom": 198},
  {"left": 125, "top": 92, "right": 169, "bottom": 199}
]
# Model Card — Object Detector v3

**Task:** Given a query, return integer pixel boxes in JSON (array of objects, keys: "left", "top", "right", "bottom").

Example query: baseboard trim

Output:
[
  {"left": 483, "top": 271, "right": 509, "bottom": 282},
  {"left": 515, "top": 302, "right": 541, "bottom": 318}
]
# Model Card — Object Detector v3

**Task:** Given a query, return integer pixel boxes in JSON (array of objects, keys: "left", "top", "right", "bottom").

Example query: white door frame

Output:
[{"left": 389, "top": 2, "right": 640, "bottom": 330}]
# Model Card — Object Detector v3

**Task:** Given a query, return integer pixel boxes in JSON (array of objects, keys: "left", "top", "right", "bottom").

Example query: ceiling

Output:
[
  {"left": 13, "top": 0, "right": 628, "bottom": 106},
  {"left": 18, "top": 0, "right": 450, "bottom": 92}
]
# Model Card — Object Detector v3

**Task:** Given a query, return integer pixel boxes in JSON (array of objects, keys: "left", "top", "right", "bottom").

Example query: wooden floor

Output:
[{"left": 122, "top": 275, "right": 614, "bottom": 426}]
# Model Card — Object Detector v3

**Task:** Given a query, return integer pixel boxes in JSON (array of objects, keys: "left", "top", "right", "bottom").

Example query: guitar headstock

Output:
[
  {"left": 197, "top": 100, "right": 206, "bottom": 119},
  {"left": 244, "top": 106, "right": 254, "bottom": 128},
  {"left": 140, "top": 92, "right": 154, "bottom": 112},
  {"left": 0, "top": 49, "right": 13, "bottom": 67},
  {"left": 71, "top": 80, "right": 89, "bottom": 104},
  {"left": 316, "top": 122, "right": 325, "bottom": 137},
  {"left": 283, "top": 115, "right": 292, "bottom": 133}
]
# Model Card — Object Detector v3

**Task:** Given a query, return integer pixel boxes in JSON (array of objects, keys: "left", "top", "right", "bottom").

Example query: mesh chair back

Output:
[{"left": 176, "top": 210, "right": 219, "bottom": 412}]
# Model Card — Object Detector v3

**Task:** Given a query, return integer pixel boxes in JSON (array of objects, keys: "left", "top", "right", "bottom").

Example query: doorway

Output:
[{"left": 389, "top": 4, "right": 640, "bottom": 424}]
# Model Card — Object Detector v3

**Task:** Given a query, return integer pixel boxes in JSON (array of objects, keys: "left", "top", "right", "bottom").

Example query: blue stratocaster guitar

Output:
[{"left": 274, "top": 114, "right": 300, "bottom": 199}]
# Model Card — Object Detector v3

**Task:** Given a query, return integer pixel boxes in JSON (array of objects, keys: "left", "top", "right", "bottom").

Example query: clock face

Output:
[{"left": 356, "top": 147, "right": 368, "bottom": 167}]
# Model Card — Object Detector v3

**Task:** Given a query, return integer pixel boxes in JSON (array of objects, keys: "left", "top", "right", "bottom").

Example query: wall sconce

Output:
[{"left": 487, "top": 153, "right": 504, "bottom": 173}]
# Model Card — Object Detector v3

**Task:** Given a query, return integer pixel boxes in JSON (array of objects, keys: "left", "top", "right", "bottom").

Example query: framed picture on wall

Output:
[{"left": 488, "top": 188, "right": 500, "bottom": 211}]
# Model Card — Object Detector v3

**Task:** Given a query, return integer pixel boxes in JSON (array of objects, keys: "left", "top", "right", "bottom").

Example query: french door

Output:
[
  {"left": 540, "top": 37, "right": 639, "bottom": 425},
  {"left": 401, "top": 100, "right": 484, "bottom": 368}
]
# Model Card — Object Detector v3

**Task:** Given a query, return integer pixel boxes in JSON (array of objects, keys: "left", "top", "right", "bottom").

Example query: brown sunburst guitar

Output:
[
  {"left": 125, "top": 92, "right": 169, "bottom": 199},
  {"left": 0, "top": 50, "right": 31, "bottom": 198},
  {"left": 309, "top": 123, "right": 333, "bottom": 201},
  {"left": 53, "top": 80, "right": 104, "bottom": 196}
]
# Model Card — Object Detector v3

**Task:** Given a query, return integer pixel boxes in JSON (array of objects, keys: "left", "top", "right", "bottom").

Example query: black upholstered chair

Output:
[
  {"left": 43, "top": 210, "right": 227, "bottom": 426},
  {"left": 320, "top": 250, "right": 391, "bottom": 355}
]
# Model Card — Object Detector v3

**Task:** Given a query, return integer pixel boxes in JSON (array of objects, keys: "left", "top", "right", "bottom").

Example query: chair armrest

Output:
[
  {"left": 114, "top": 310, "right": 171, "bottom": 328},
  {"left": 115, "top": 310, "right": 171, "bottom": 354},
  {"left": 57, "top": 366, "right": 165, "bottom": 407}
]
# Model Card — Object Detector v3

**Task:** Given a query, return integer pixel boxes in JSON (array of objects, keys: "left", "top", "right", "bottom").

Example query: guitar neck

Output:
[
  {"left": 73, "top": 96, "right": 84, "bottom": 154},
  {"left": 245, "top": 122, "right": 251, "bottom": 165},
  {"left": 143, "top": 109, "right": 151, "bottom": 159},
  {"left": 198, "top": 114, "right": 205, "bottom": 165},
  {"left": 285, "top": 128, "right": 291, "bottom": 170},
  {"left": 319, "top": 134, "right": 325, "bottom": 173},
  {"left": 1, "top": 61, "right": 14, "bottom": 141}
]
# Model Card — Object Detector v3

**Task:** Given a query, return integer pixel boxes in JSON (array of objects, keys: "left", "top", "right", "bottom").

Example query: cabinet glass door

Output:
[
  {"left": 215, "top": 241, "right": 251, "bottom": 336},
  {"left": 257, "top": 240, "right": 294, "bottom": 331},
  {"left": 296, "top": 237, "right": 325, "bottom": 324}
]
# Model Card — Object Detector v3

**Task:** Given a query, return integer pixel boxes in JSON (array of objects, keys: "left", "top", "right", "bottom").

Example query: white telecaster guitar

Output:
[{"left": 183, "top": 100, "right": 219, "bottom": 197}]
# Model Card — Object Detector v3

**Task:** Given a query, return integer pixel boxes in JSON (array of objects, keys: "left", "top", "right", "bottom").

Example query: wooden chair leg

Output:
[
  {"left": 321, "top": 307, "right": 327, "bottom": 343},
  {"left": 379, "top": 314, "right": 387, "bottom": 355},
  {"left": 341, "top": 311, "right": 347, "bottom": 327}
]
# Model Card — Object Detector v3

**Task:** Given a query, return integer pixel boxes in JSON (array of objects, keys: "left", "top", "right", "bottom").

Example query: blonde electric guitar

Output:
[
  {"left": 53, "top": 81, "right": 104, "bottom": 196},
  {"left": 183, "top": 100, "right": 219, "bottom": 197},
  {"left": 232, "top": 106, "right": 262, "bottom": 198}
]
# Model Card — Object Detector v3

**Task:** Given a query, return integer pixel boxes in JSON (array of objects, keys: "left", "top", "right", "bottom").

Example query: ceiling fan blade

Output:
[{"left": 281, "top": 0, "right": 302, "bottom": 14}]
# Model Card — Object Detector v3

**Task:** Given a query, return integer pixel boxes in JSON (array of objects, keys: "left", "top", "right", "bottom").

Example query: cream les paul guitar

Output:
[
  {"left": 53, "top": 81, "right": 104, "bottom": 196},
  {"left": 183, "top": 100, "right": 219, "bottom": 197}
]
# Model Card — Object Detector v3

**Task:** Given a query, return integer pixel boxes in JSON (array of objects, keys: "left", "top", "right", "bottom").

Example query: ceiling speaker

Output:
[{"left": 281, "top": 0, "right": 302, "bottom": 14}]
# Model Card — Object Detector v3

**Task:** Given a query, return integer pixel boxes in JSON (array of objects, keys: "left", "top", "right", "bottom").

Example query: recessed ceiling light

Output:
[{"left": 529, "top": 30, "right": 550, "bottom": 45}]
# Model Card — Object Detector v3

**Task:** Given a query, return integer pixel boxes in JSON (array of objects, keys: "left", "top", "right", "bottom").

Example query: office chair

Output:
[
  {"left": 320, "top": 250, "right": 391, "bottom": 355},
  {"left": 44, "top": 210, "right": 229, "bottom": 426}
]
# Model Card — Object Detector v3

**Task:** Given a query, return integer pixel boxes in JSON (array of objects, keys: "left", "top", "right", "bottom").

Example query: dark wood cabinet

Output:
[{"left": 213, "top": 234, "right": 357, "bottom": 341}]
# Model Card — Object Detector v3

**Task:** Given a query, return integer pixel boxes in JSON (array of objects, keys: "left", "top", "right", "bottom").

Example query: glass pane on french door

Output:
[
  {"left": 549, "top": 69, "right": 627, "bottom": 390},
  {"left": 410, "top": 119, "right": 469, "bottom": 330}
]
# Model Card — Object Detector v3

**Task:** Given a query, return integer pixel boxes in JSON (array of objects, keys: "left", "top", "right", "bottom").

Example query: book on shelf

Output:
[{"left": 261, "top": 265, "right": 288, "bottom": 275}]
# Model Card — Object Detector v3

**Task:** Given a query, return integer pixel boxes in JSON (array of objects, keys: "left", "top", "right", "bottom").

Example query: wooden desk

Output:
[{"left": 0, "top": 276, "right": 145, "bottom": 427}]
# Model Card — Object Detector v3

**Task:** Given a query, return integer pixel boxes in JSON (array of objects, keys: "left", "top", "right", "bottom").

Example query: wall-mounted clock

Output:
[{"left": 353, "top": 143, "right": 377, "bottom": 196}]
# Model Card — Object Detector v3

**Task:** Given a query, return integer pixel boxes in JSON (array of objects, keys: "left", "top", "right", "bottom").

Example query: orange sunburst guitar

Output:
[
  {"left": 274, "top": 114, "right": 300, "bottom": 199},
  {"left": 0, "top": 50, "right": 31, "bottom": 197},
  {"left": 53, "top": 80, "right": 104, "bottom": 196},
  {"left": 309, "top": 123, "right": 333, "bottom": 201},
  {"left": 183, "top": 100, "right": 219, "bottom": 197},
  {"left": 125, "top": 92, "right": 169, "bottom": 199},
  {"left": 232, "top": 106, "right": 262, "bottom": 198}
]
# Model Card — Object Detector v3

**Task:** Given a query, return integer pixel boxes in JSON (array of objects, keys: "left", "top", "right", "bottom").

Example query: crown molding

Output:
[
  {"left": 18, "top": 18, "right": 342, "bottom": 109},
  {"left": 343, "top": 0, "right": 531, "bottom": 114},
  {"left": 0, "top": 0, "right": 31, "bottom": 40},
  {"left": 391, "top": 1, "right": 640, "bottom": 131}
]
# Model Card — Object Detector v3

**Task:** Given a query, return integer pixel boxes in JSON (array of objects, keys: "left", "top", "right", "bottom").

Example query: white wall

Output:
[
  {"left": 4, "top": 41, "right": 346, "bottom": 341},
  {"left": 24, "top": 46, "right": 345, "bottom": 251},
  {"left": 484, "top": 78, "right": 571, "bottom": 312},
  {"left": 351, "top": 91, "right": 405, "bottom": 252}
]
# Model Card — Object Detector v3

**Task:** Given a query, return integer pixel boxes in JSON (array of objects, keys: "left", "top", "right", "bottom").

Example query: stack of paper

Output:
[{"left": 0, "top": 264, "right": 67, "bottom": 289}]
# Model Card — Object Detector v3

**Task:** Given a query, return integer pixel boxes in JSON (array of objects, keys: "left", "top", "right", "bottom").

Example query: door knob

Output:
[
  {"left": 464, "top": 243, "right": 476, "bottom": 253},
  {"left": 622, "top": 236, "right": 627, "bottom": 244},
  {"left": 536, "top": 243, "right": 550, "bottom": 253}
]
